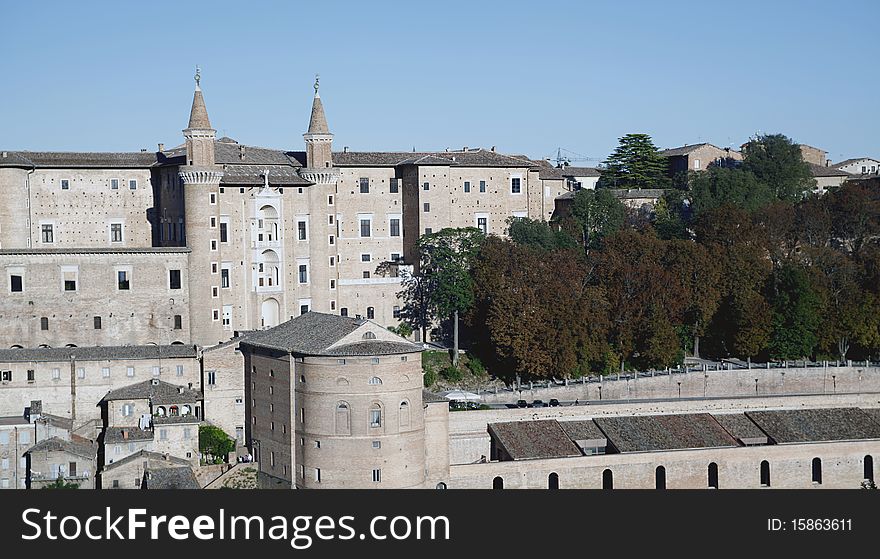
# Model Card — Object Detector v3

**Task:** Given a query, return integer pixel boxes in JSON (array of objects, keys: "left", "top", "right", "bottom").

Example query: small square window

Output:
[
  {"left": 110, "top": 179, "right": 119, "bottom": 190},
  {"left": 60, "top": 179, "right": 70, "bottom": 190},
  {"left": 372, "top": 441, "right": 381, "bottom": 449},
  {"left": 129, "top": 179, "right": 137, "bottom": 190},
  {"left": 361, "top": 254, "right": 371, "bottom": 262}
]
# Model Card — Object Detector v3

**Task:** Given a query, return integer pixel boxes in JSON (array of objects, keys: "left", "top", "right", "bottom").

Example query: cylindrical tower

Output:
[
  {"left": 295, "top": 350, "right": 425, "bottom": 488},
  {"left": 180, "top": 68, "right": 225, "bottom": 345}
]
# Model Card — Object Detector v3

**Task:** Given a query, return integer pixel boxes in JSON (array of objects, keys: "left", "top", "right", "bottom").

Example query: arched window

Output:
[
  {"left": 169, "top": 405, "right": 179, "bottom": 417},
  {"left": 865, "top": 455, "right": 874, "bottom": 482},
  {"left": 493, "top": 476, "right": 503, "bottom": 490},
  {"left": 65, "top": 343, "right": 77, "bottom": 348},
  {"left": 399, "top": 401, "right": 410, "bottom": 429},
  {"left": 435, "top": 482, "right": 447, "bottom": 490},
  {"left": 370, "top": 403, "right": 382, "bottom": 428},
  {"left": 300, "top": 374, "right": 306, "bottom": 383},
  {"left": 9, "top": 345, "right": 23, "bottom": 349},
  {"left": 156, "top": 406, "right": 166, "bottom": 417},
  {"left": 367, "top": 307, "right": 375, "bottom": 319},
  {"left": 368, "top": 377, "right": 382, "bottom": 385},
  {"left": 40, "top": 317, "right": 49, "bottom": 330},
  {"left": 362, "top": 331, "right": 377, "bottom": 340},
  {"left": 335, "top": 402, "right": 350, "bottom": 435},
  {"left": 548, "top": 472, "right": 559, "bottom": 490},
  {"left": 655, "top": 466, "right": 666, "bottom": 490},
  {"left": 812, "top": 458, "right": 822, "bottom": 485},
  {"left": 181, "top": 405, "right": 191, "bottom": 416},
  {"left": 602, "top": 469, "right": 613, "bottom": 490},
  {"left": 760, "top": 460, "right": 771, "bottom": 487},
  {"left": 708, "top": 462, "right": 719, "bottom": 489}
]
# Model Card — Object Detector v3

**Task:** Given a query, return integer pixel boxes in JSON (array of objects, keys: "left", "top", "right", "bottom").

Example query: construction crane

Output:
[{"left": 547, "top": 147, "right": 603, "bottom": 168}]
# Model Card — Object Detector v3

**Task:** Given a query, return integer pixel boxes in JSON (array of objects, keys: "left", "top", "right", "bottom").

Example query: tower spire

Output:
[
  {"left": 188, "top": 66, "right": 212, "bottom": 130},
  {"left": 307, "top": 74, "right": 330, "bottom": 135}
]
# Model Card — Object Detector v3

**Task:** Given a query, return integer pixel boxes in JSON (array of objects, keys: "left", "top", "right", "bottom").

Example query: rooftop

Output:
[
  {"left": 241, "top": 311, "right": 421, "bottom": 356},
  {"left": 593, "top": 413, "right": 739, "bottom": 453},
  {"left": 745, "top": 408, "right": 880, "bottom": 444},
  {"left": 0, "top": 344, "right": 197, "bottom": 364},
  {"left": 103, "top": 427, "right": 154, "bottom": 444},
  {"left": 143, "top": 466, "right": 200, "bottom": 489},
  {"left": 25, "top": 436, "right": 97, "bottom": 459},
  {"left": 0, "top": 151, "right": 158, "bottom": 169},
  {"left": 488, "top": 420, "right": 582, "bottom": 461},
  {"left": 711, "top": 413, "right": 769, "bottom": 445},
  {"left": 101, "top": 449, "right": 191, "bottom": 472},
  {"left": 808, "top": 163, "right": 849, "bottom": 178},
  {"left": 100, "top": 379, "right": 201, "bottom": 405},
  {"left": 559, "top": 166, "right": 601, "bottom": 177}
]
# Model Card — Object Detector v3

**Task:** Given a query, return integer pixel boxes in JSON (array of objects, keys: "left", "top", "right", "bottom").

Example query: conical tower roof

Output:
[
  {"left": 187, "top": 68, "right": 212, "bottom": 129},
  {"left": 306, "top": 76, "right": 330, "bottom": 134}
]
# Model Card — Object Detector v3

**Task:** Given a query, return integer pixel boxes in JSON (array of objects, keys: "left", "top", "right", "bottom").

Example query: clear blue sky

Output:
[{"left": 1, "top": 0, "right": 877, "bottom": 163}]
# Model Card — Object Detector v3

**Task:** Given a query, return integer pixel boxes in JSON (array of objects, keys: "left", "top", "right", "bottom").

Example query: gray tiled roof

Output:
[
  {"left": 103, "top": 427, "right": 154, "bottom": 444},
  {"left": 0, "top": 416, "right": 29, "bottom": 426},
  {"left": 143, "top": 466, "right": 200, "bottom": 489},
  {"left": 25, "top": 436, "right": 97, "bottom": 459},
  {"left": 833, "top": 157, "right": 879, "bottom": 169},
  {"left": 332, "top": 148, "right": 538, "bottom": 168},
  {"left": 0, "top": 152, "right": 37, "bottom": 168},
  {"left": 0, "top": 344, "right": 197, "bottom": 363},
  {"left": 745, "top": 408, "right": 880, "bottom": 444},
  {"left": 213, "top": 141, "right": 305, "bottom": 167},
  {"left": 711, "top": 413, "right": 768, "bottom": 444},
  {"left": 488, "top": 420, "right": 582, "bottom": 460},
  {"left": 0, "top": 151, "right": 157, "bottom": 168},
  {"left": 241, "top": 311, "right": 421, "bottom": 356},
  {"left": 100, "top": 379, "right": 201, "bottom": 405},
  {"left": 558, "top": 420, "right": 606, "bottom": 442},
  {"left": 594, "top": 413, "right": 739, "bottom": 453},
  {"left": 101, "top": 449, "right": 190, "bottom": 472},
  {"left": 559, "top": 166, "right": 601, "bottom": 177},
  {"left": 809, "top": 163, "right": 849, "bottom": 177},
  {"left": 422, "top": 389, "right": 446, "bottom": 404},
  {"left": 220, "top": 164, "right": 312, "bottom": 186},
  {"left": 659, "top": 143, "right": 717, "bottom": 157}
]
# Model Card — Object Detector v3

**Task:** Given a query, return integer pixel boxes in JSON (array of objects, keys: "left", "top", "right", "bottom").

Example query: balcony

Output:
[{"left": 251, "top": 239, "right": 281, "bottom": 249}]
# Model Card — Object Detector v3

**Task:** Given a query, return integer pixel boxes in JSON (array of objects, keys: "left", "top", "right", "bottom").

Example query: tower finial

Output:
[
  {"left": 314, "top": 74, "right": 320, "bottom": 96},
  {"left": 194, "top": 66, "right": 201, "bottom": 90}
]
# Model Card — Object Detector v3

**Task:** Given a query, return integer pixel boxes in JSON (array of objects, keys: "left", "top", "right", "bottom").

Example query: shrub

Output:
[
  {"left": 467, "top": 357, "right": 485, "bottom": 377},
  {"left": 441, "top": 366, "right": 463, "bottom": 383},
  {"left": 423, "top": 368, "right": 437, "bottom": 387}
]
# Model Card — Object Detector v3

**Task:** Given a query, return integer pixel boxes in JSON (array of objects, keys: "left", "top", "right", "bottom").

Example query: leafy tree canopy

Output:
[{"left": 741, "top": 134, "right": 815, "bottom": 202}]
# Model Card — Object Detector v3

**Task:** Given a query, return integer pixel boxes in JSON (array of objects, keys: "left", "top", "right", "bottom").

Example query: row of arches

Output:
[{"left": 490, "top": 455, "right": 876, "bottom": 489}]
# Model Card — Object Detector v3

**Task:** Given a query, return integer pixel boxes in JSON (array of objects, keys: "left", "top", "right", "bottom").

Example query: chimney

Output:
[
  {"left": 188, "top": 382, "right": 192, "bottom": 389},
  {"left": 239, "top": 144, "right": 246, "bottom": 160},
  {"left": 151, "top": 379, "right": 159, "bottom": 386},
  {"left": 140, "top": 148, "right": 147, "bottom": 152},
  {"left": 158, "top": 143, "right": 165, "bottom": 152},
  {"left": 178, "top": 386, "right": 184, "bottom": 394},
  {"left": 343, "top": 146, "right": 349, "bottom": 153},
  {"left": 122, "top": 429, "right": 129, "bottom": 440},
  {"left": 490, "top": 146, "right": 495, "bottom": 152},
  {"left": 463, "top": 146, "right": 469, "bottom": 152},
  {"left": 1, "top": 151, "right": 7, "bottom": 158}
]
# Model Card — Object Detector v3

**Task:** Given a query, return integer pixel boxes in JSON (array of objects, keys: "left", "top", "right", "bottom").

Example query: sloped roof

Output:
[
  {"left": 103, "top": 427, "right": 154, "bottom": 444},
  {"left": 833, "top": 157, "right": 880, "bottom": 168},
  {"left": 187, "top": 88, "right": 212, "bottom": 129},
  {"left": 711, "top": 413, "right": 768, "bottom": 444},
  {"left": 809, "top": 163, "right": 849, "bottom": 177},
  {"left": 559, "top": 166, "right": 601, "bottom": 177},
  {"left": 241, "top": 311, "right": 421, "bottom": 356},
  {"left": 423, "top": 389, "right": 447, "bottom": 404},
  {"left": 307, "top": 93, "right": 330, "bottom": 134},
  {"left": 101, "top": 449, "right": 190, "bottom": 472},
  {"left": 143, "top": 466, "right": 200, "bottom": 489},
  {"left": 659, "top": 143, "right": 716, "bottom": 157},
  {"left": 100, "top": 379, "right": 201, "bottom": 405},
  {"left": 25, "top": 437, "right": 97, "bottom": 459},
  {"left": 0, "top": 151, "right": 157, "bottom": 168},
  {"left": 558, "top": 420, "right": 606, "bottom": 442},
  {"left": 488, "top": 420, "right": 582, "bottom": 460},
  {"left": 220, "top": 164, "right": 311, "bottom": 186},
  {"left": 0, "top": 344, "right": 197, "bottom": 363},
  {"left": 593, "top": 413, "right": 739, "bottom": 453},
  {"left": 332, "top": 148, "right": 538, "bottom": 168},
  {"left": 745, "top": 408, "right": 880, "bottom": 444}
]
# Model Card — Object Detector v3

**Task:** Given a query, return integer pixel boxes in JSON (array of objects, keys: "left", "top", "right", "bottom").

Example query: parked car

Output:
[
  {"left": 532, "top": 400, "right": 547, "bottom": 408},
  {"left": 549, "top": 399, "right": 560, "bottom": 407},
  {"left": 516, "top": 399, "right": 529, "bottom": 408}
]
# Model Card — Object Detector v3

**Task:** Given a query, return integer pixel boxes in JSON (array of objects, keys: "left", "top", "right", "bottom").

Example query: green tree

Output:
[
  {"left": 598, "top": 133, "right": 671, "bottom": 189},
  {"left": 199, "top": 424, "right": 235, "bottom": 463},
  {"left": 506, "top": 216, "right": 576, "bottom": 251},
  {"left": 741, "top": 134, "right": 815, "bottom": 201},
  {"left": 690, "top": 167, "right": 774, "bottom": 215},
  {"left": 653, "top": 190, "right": 690, "bottom": 240},
  {"left": 570, "top": 188, "right": 626, "bottom": 251},
  {"left": 766, "top": 263, "right": 823, "bottom": 360},
  {"left": 406, "top": 228, "right": 485, "bottom": 365},
  {"left": 42, "top": 477, "right": 80, "bottom": 489}
]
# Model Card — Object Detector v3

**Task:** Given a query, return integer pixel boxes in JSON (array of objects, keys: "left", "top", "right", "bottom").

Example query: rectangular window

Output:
[
  {"left": 298, "top": 264, "right": 308, "bottom": 284},
  {"left": 390, "top": 218, "right": 400, "bottom": 237},
  {"left": 511, "top": 177, "right": 522, "bottom": 194},
  {"left": 300, "top": 304, "right": 309, "bottom": 315},
  {"left": 152, "top": 366, "right": 160, "bottom": 377},
  {"left": 370, "top": 409, "right": 381, "bottom": 427},
  {"left": 219, "top": 222, "right": 228, "bottom": 243},
  {"left": 372, "top": 441, "right": 381, "bottom": 449},
  {"left": 328, "top": 195, "right": 334, "bottom": 205},
  {"left": 393, "top": 305, "right": 401, "bottom": 319},
  {"left": 329, "top": 256, "right": 335, "bottom": 266},
  {"left": 159, "top": 429, "right": 168, "bottom": 441},
  {"left": 316, "top": 468, "right": 321, "bottom": 482},
  {"left": 477, "top": 217, "right": 487, "bottom": 235},
  {"left": 110, "top": 223, "right": 123, "bottom": 243},
  {"left": 77, "top": 368, "right": 85, "bottom": 379},
  {"left": 169, "top": 269, "right": 181, "bottom": 290},
  {"left": 221, "top": 267, "right": 230, "bottom": 288},
  {"left": 359, "top": 177, "right": 369, "bottom": 193},
  {"left": 425, "top": 227, "right": 432, "bottom": 235},
  {"left": 51, "top": 368, "right": 60, "bottom": 380},
  {"left": 93, "top": 316, "right": 102, "bottom": 329},
  {"left": 126, "top": 366, "right": 134, "bottom": 377},
  {"left": 360, "top": 219, "right": 372, "bottom": 238},
  {"left": 328, "top": 215, "right": 334, "bottom": 225},
  {"left": 390, "top": 178, "right": 399, "bottom": 193},
  {"left": 110, "top": 178, "right": 119, "bottom": 190},
  {"left": 176, "top": 365, "right": 184, "bottom": 377},
  {"left": 102, "top": 367, "right": 110, "bottom": 378},
  {"left": 117, "top": 270, "right": 130, "bottom": 290},
  {"left": 210, "top": 216, "right": 216, "bottom": 228},
  {"left": 0, "top": 371, "right": 10, "bottom": 382},
  {"left": 479, "top": 180, "right": 486, "bottom": 192},
  {"left": 464, "top": 181, "right": 471, "bottom": 192},
  {"left": 41, "top": 224, "right": 54, "bottom": 243},
  {"left": 340, "top": 308, "right": 347, "bottom": 317},
  {"left": 207, "top": 371, "right": 216, "bottom": 385},
  {"left": 60, "top": 179, "right": 69, "bottom": 190},
  {"left": 174, "top": 315, "right": 182, "bottom": 330},
  {"left": 10, "top": 274, "right": 22, "bottom": 292},
  {"left": 27, "top": 369, "right": 35, "bottom": 382},
  {"left": 361, "top": 254, "right": 371, "bottom": 262},
  {"left": 363, "top": 271, "right": 371, "bottom": 279},
  {"left": 329, "top": 235, "right": 335, "bottom": 245},
  {"left": 423, "top": 182, "right": 429, "bottom": 191},
  {"left": 423, "top": 202, "right": 430, "bottom": 212},
  {"left": 298, "top": 220, "right": 307, "bottom": 241},
  {"left": 129, "top": 179, "right": 137, "bottom": 190},
  {"left": 372, "top": 469, "right": 381, "bottom": 482},
  {"left": 222, "top": 305, "right": 232, "bottom": 328},
  {"left": 330, "top": 279, "right": 336, "bottom": 289}
]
